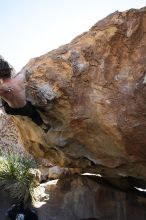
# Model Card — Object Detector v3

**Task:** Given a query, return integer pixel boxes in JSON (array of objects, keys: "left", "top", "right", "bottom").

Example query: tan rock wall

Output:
[{"left": 11, "top": 7, "right": 146, "bottom": 181}]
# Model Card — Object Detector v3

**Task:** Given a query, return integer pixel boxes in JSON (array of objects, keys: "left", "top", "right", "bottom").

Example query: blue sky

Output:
[{"left": 0, "top": 0, "right": 146, "bottom": 71}]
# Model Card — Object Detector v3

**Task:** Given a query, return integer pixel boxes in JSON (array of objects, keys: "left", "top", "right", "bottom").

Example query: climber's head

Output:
[{"left": 0, "top": 58, "right": 13, "bottom": 78}]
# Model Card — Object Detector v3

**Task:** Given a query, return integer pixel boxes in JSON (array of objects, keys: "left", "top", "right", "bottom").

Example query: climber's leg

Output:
[
  {"left": 20, "top": 101, "right": 44, "bottom": 126},
  {"left": 3, "top": 101, "right": 43, "bottom": 126}
]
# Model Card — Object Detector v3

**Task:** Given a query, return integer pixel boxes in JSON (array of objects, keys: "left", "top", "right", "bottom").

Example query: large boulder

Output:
[
  {"left": 12, "top": 7, "right": 146, "bottom": 182},
  {"left": 33, "top": 175, "right": 146, "bottom": 220}
]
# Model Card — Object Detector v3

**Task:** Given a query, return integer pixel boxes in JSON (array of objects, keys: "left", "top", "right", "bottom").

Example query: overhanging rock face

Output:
[{"left": 14, "top": 7, "right": 146, "bottom": 182}]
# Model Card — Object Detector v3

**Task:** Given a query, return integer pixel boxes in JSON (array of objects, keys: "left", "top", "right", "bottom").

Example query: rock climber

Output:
[{"left": 0, "top": 58, "right": 47, "bottom": 128}]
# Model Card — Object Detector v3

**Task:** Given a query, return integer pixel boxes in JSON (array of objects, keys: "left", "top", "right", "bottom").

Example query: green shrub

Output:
[{"left": 0, "top": 154, "right": 37, "bottom": 204}]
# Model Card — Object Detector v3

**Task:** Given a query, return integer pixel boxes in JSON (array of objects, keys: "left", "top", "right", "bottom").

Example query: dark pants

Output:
[{"left": 2, "top": 101, "right": 43, "bottom": 126}]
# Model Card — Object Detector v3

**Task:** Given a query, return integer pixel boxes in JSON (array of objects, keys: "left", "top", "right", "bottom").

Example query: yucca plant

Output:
[{"left": 0, "top": 153, "right": 37, "bottom": 204}]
